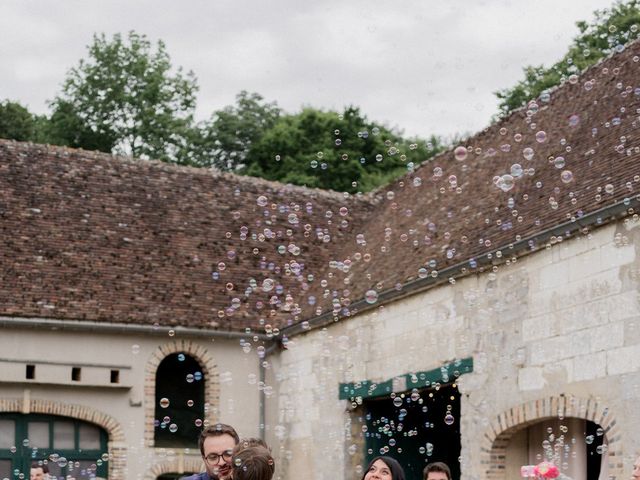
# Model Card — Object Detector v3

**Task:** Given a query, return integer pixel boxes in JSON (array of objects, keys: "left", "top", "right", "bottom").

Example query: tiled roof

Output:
[
  {"left": 319, "top": 39, "right": 640, "bottom": 318},
  {"left": 1, "top": 40, "right": 639, "bottom": 333},
  {"left": 0, "top": 143, "right": 374, "bottom": 330}
]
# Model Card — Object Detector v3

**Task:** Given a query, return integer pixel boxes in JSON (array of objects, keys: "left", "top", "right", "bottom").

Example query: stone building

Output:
[{"left": 1, "top": 36, "right": 639, "bottom": 480}]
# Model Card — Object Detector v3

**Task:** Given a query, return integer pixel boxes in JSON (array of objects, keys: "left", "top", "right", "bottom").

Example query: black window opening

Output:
[
  {"left": 363, "top": 383, "right": 461, "bottom": 480},
  {"left": 0, "top": 413, "right": 109, "bottom": 480},
  {"left": 154, "top": 352, "right": 205, "bottom": 448}
]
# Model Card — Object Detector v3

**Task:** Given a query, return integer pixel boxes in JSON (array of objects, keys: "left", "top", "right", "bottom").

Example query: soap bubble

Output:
[
  {"left": 454, "top": 146, "right": 468, "bottom": 161},
  {"left": 365, "top": 290, "right": 379, "bottom": 304},
  {"left": 159, "top": 398, "right": 170, "bottom": 408},
  {"left": 510, "top": 164, "right": 523, "bottom": 177},
  {"left": 522, "top": 147, "right": 534, "bottom": 161},
  {"left": 554, "top": 157, "right": 565, "bottom": 169},
  {"left": 535, "top": 131, "right": 547, "bottom": 143},
  {"left": 256, "top": 196, "right": 268, "bottom": 207},
  {"left": 560, "top": 170, "right": 574, "bottom": 183}
]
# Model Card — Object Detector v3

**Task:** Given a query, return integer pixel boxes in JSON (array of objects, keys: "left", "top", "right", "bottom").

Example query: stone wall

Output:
[
  {"left": 271, "top": 217, "right": 640, "bottom": 480},
  {"left": 0, "top": 330, "right": 262, "bottom": 479}
]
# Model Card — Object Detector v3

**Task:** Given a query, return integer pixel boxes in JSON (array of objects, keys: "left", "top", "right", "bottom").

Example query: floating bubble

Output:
[
  {"left": 365, "top": 290, "right": 378, "bottom": 304},
  {"left": 393, "top": 397, "right": 403, "bottom": 407},
  {"left": 554, "top": 157, "right": 565, "bottom": 169},
  {"left": 522, "top": 147, "right": 534, "bottom": 161},
  {"left": 169, "top": 423, "right": 178, "bottom": 433},
  {"left": 187, "top": 399, "right": 194, "bottom": 407},
  {"left": 433, "top": 167, "right": 443, "bottom": 177},
  {"left": 560, "top": 170, "right": 574, "bottom": 183},
  {"left": 605, "top": 184, "right": 614, "bottom": 194},
  {"left": 568, "top": 114, "right": 580, "bottom": 127},
  {"left": 262, "top": 279, "right": 275, "bottom": 292},
  {"left": 58, "top": 457, "right": 68, "bottom": 468},
  {"left": 413, "top": 177, "right": 422, "bottom": 187},
  {"left": 256, "top": 196, "right": 268, "bottom": 207},
  {"left": 510, "top": 164, "right": 523, "bottom": 177},
  {"left": 497, "top": 174, "right": 515, "bottom": 192},
  {"left": 339, "top": 207, "right": 348, "bottom": 216},
  {"left": 535, "top": 131, "right": 547, "bottom": 143},
  {"left": 195, "top": 419, "right": 203, "bottom": 427},
  {"left": 186, "top": 373, "right": 194, "bottom": 383},
  {"left": 177, "top": 353, "right": 185, "bottom": 361},
  {"left": 454, "top": 146, "right": 468, "bottom": 161},
  {"left": 444, "top": 413, "right": 455, "bottom": 425},
  {"left": 131, "top": 344, "right": 140, "bottom": 355},
  {"left": 376, "top": 154, "right": 383, "bottom": 162}
]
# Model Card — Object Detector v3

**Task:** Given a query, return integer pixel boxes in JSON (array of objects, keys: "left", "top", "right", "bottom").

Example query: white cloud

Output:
[{"left": 1, "top": 0, "right": 619, "bottom": 138}]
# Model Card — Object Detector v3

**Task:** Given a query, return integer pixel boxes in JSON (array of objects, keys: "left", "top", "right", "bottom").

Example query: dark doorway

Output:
[
  {"left": 363, "top": 383, "right": 461, "bottom": 480},
  {"left": 155, "top": 352, "right": 205, "bottom": 448}
]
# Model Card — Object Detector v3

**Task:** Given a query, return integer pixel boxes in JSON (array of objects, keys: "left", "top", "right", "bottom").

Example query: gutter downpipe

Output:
[
  {"left": 281, "top": 195, "right": 640, "bottom": 338},
  {"left": 259, "top": 341, "right": 280, "bottom": 441}
]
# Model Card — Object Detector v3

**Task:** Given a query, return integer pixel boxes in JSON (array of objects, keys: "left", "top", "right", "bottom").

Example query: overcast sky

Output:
[{"left": 2, "top": 0, "right": 619, "bottom": 139}]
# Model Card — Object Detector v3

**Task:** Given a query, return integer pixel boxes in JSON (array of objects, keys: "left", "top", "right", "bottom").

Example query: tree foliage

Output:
[
  {"left": 50, "top": 31, "right": 199, "bottom": 163},
  {"left": 198, "top": 91, "right": 281, "bottom": 170},
  {"left": 210, "top": 101, "right": 443, "bottom": 193},
  {"left": 0, "top": 100, "right": 42, "bottom": 142},
  {"left": 495, "top": 0, "right": 640, "bottom": 116},
  {"left": 0, "top": 31, "right": 443, "bottom": 192}
]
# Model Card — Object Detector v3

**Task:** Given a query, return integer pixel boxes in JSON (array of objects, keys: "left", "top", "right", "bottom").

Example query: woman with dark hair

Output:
[{"left": 362, "top": 456, "right": 406, "bottom": 480}]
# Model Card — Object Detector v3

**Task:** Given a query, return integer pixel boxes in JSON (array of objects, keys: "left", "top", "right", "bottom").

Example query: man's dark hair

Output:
[
  {"left": 231, "top": 445, "right": 275, "bottom": 480},
  {"left": 423, "top": 462, "right": 451, "bottom": 480},
  {"left": 30, "top": 462, "right": 49, "bottom": 473},
  {"left": 198, "top": 423, "right": 240, "bottom": 456}
]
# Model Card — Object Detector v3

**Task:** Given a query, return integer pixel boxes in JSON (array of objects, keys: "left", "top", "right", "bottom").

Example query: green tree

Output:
[
  {"left": 0, "top": 100, "right": 41, "bottom": 142},
  {"left": 496, "top": 0, "right": 640, "bottom": 116},
  {"left": 240, "top": 105, "right": 443, "bottom": 193},
  {"left": 50, "top": 31, "right": 199, "bottom": 163},
  {"left": 199, "top": 91, "right": 281, "bottom": 170}
]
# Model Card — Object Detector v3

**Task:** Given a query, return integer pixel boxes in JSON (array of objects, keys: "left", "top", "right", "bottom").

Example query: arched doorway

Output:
[
  {"left": 481, "top": 395, "right": 621, "bottom": 480},
  {"left": 154, "top": 352, "right": 205, "bottom": 448},
  {"left": 503, "top": 417, "right": 607, "bottom": 479}
]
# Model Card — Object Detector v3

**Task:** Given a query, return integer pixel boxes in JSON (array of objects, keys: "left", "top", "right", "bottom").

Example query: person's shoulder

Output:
[{"left": 180, "top": 473, "right": 208, "bottom": 480}]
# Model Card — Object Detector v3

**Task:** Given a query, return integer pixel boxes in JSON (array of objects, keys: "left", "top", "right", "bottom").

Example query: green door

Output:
[{"left": 0, "top": 414, "right": 108, "bottom": 479}]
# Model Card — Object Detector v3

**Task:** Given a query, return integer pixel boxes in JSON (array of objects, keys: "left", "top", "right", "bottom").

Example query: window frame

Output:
[{"left": 0, "top": 413, "right": 108, "bottom": 479}]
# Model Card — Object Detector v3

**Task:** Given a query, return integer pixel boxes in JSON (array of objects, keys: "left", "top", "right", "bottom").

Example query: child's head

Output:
[{"left": 231, "top": 445, "right": 275, "bottom": 480}]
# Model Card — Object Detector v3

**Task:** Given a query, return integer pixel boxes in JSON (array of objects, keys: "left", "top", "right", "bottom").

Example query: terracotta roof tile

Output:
[{"left": 2, "top": 40, "right": 640, "bottom": 333}]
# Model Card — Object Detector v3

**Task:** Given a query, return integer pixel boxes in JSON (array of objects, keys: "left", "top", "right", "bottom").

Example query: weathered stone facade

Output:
[{"left": 271, "top": 219, "right": 640, "bottom": 480}]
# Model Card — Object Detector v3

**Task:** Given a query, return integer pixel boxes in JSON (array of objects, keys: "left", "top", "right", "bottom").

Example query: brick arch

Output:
[
  {"left": 480, "top": 395, "right": 622, "bottom": 480},
  {"left": 143, "top": 455, "right": 204, "bottom": 480},
  {"left": 0, "top": 397, "right": 126, "bottom": 480},
  {"left": 144, "top": 340, "right": 220, "bottom": 447}
]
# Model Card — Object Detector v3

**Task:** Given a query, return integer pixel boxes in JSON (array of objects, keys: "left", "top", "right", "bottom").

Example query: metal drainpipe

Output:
[{"left": 259, "top": 340, "right": 280, "bottom": 441}]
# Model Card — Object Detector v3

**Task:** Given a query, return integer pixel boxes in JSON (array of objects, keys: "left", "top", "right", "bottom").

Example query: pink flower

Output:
[{"left": 534, "top": 462, "right": 560, "bottom": 479}]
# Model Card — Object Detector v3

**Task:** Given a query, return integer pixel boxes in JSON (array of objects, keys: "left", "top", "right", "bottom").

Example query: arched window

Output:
[
  {"left": 0, "top": 414, "right": 108, "bottom": 479},
  {"left": 155, "top": 352, "right": 205, "bottom": 448},
  {"left": 504, "top": 418, "right": 607, "bottom": 480}
]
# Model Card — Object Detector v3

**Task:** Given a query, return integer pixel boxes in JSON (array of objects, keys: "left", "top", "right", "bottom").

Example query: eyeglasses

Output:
[{"left": 204, "top": 450, "right": 233, "bottom": 465}]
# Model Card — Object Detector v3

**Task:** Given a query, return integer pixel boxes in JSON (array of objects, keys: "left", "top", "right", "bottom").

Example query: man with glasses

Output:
[{"left": 182, "top": 424, "right": 239, "bottom": 480}]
